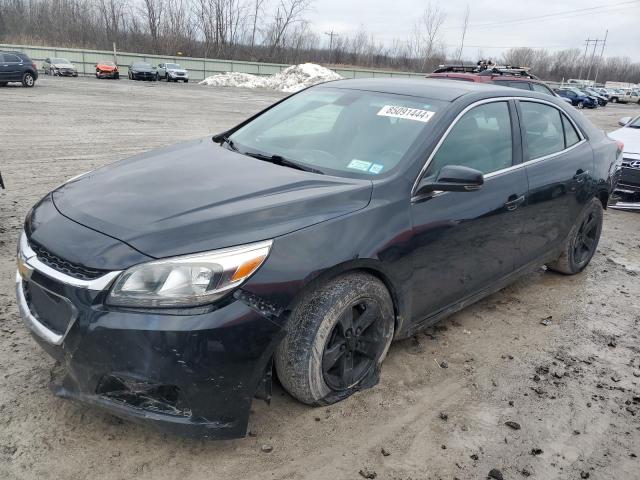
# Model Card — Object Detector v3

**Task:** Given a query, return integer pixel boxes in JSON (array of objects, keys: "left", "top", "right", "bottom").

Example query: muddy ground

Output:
[{"left": 1, "top": 77, "right": 639, "bottom": 480}]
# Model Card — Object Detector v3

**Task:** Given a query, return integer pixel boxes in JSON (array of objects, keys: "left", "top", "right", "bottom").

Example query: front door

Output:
[
  {"left": 409, "top": 100, "right": 529, "bottom": 324},
  {"left": 0, "top": 54, "right": 10, "bottom": 81},
  {"left": 2, "top": 53, "right": 22, "bottom": 81}
]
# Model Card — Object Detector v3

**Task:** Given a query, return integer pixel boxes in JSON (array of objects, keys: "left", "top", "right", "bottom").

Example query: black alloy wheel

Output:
[
  {"left": 322, "top": 299, "right": 386, "bottom": 390},
  {"left": 572, "top": 210, "right": 599, "bottom": 267},
  {"left": 547, "top": 197, "right": 603, "bottom": 275}
]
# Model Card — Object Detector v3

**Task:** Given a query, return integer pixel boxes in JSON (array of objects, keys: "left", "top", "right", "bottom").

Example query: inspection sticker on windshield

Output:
[
  {"left": 377, "top": 105, "right": 435, "bottom": 123},
  {"left": 347, "top": 159, "right": 372, "bottom": 171}
]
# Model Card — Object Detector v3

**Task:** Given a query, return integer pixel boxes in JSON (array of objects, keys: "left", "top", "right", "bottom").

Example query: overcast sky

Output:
[{"left": 306, "top": 0, "right": 640, "bottom": 62}]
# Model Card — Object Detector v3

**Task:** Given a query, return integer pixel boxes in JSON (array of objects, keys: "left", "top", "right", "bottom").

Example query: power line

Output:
[{"left": 444, "top": 0, "right": 640, "bottom": 30}]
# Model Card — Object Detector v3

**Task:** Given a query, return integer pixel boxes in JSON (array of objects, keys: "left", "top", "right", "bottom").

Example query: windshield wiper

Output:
[{"left": 243, "top": 152, "right": 324, "bottom": 175}]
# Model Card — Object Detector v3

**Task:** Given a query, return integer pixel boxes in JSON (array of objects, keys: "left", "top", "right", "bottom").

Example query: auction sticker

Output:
[{"left": 377, "top": 105, "right": 435, "bottom": 123}]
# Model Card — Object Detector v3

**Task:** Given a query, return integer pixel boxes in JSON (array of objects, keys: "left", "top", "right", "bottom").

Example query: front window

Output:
[
  {"left": 228, "top": 88, "right": 446, "bottom": 177},
  {"left": 426, "top": 101, "right": 514, "bottom": 176}
]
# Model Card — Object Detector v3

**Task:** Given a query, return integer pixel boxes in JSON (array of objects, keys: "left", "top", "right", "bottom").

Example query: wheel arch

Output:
[
  {"left": 288, "top": 259, "right": 406, "bottom": 338},
  {"left": 597, "top": 189, "right": 609, "bottom": 210}
]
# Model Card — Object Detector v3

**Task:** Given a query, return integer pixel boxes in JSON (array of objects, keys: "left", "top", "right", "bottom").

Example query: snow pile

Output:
[{"left": 200, "top": 63, "right": 343, "bottom": 92}]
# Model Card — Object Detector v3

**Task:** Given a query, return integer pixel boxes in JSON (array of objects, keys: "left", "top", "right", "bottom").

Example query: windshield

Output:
[
  {"left": 133, "top": 63, "right": 152, "bottom": 69},
  {"left": 166, "top": 63, "right": 181, "bottom": 69},
  {"left": 629, "top": 116, "right": 640, "bottom": 128},
  {"left": 228, "top": 87, "right": 446, "bottom": 177},
  {"left": 52, "top": 58, "right": 70, "bottom": 64}
]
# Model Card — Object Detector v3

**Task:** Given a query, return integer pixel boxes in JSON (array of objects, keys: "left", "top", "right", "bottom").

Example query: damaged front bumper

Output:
[{"left": 15, "top": 249, "right": 285, "bottom": 439}]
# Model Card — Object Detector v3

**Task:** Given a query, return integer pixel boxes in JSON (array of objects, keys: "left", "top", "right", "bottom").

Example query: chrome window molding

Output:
[
  {"left": 411, "top": 96, "right": 587, "bottom": 196},
  {"left": 18, "top": 231, "right": 121, "bottom": 291}
]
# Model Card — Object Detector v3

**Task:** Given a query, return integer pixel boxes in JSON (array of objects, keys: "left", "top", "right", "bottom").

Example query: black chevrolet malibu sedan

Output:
[{"left": 17, "top": 79, "right": 621, "bottom": 439}]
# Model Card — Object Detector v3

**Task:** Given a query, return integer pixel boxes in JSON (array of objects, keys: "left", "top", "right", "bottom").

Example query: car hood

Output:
[
  {"left": 168, "top": 68, "right": 187, "bottom": 74},
  {"left": 132, "top": 67, "right": 155, "bottom": 72},
  {"left": 609, "top": 127, "right": 640, "bottom": 155},
  {"left": 97, "top": 65, "right": 117, "bottom": 71},
  {"left": 52, "top": 138, "right": 373, "bottom": 259}
]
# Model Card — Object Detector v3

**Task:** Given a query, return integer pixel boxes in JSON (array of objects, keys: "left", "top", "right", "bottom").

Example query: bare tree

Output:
[
  {"left": 455, "top": 5, "right": 470, "bottom": 63},
  {"left": 264, "top": 0, "right": 314, "bottom": 58},
  {"left": 140, "top": 0, "right": 165, "bottom": 53},
  {"left": 411, "top": 2, "right": 446, "bottom": 71}
]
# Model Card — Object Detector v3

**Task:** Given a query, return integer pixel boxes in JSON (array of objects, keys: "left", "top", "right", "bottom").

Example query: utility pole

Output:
[
  {"left": 112, "top": 42, "right": 118, "bottom": 66},
  {"left": 324, "top": 29, "right": 339, "bottom": 64},
  {"left": 578, "top": 38, "right": 591, "bottom": 81},
  {"left": 585, "top": 39, "right": 600, "bottom": 83},
  {"left": 593, "top": 30, "right": 608, "bottom": 85}
]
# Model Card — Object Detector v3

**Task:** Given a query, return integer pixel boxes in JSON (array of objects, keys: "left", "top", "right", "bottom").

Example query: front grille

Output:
[
  {"left": 29, "top": 241, "right": 107, "bottom": 280},
  {"left": 621, "top": 159, "right": 640, "bottom": 188},
  {"left": 23, "top": 280, "right": 75, "bottom": 335}
]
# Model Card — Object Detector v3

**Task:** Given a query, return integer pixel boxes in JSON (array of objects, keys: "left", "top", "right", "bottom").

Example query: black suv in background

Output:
[{"left": 0, "top": 51, "right": 38, "bottom": 87}]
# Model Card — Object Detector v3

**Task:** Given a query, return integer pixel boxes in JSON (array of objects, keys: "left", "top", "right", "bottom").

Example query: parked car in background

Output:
[
  {"left": 42, "top": 58, "right": 78, "bottom": 77},
  {"left": 621, "top": 90, "right": 640, "bottom": 104},
  {"left": 95, "top": 61, "right": 119, "bottom": 79},
  {"left": 427, "top": 65, "right": 558, "bottom": 97},
  {"left": 607, "top": 89, "right": 624, "bottom": 103},
  {"left": 608, "top": 115, "right": 640, "bottom": 200},
  {"left": 0, "top": 51, "right": 38, "bottom": 87},
  {"left": 16, "top": 78, "right": 620, "bottom": 439},
  {"left": 128, "top": 63, "right": 158, "bottom": 81},
  {"left": 583, "top": 87, "right": 608, "bottom": 106},
  {"left": 554, "top": 88, "right": 598, "bottom": 109},
  {"left": 157, "top": 63, "right": 189, "bottom": 82}
]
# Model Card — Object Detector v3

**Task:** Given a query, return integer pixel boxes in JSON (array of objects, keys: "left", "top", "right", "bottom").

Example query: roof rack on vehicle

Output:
[{"left": 433, "top": 61, "right": 538, "bottom": 79}]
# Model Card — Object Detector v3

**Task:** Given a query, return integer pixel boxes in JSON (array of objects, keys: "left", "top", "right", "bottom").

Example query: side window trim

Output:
[
  {"left": 515, "top": 99, "right": 586, "bottom": 163},
  {"left": 411, "top": 97, "right": 517, "bottom": 195}
]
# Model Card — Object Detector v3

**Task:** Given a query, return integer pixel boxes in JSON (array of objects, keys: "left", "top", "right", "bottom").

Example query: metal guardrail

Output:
[{"left": 0, "top": 43, "right": 427, "bottom": 81}]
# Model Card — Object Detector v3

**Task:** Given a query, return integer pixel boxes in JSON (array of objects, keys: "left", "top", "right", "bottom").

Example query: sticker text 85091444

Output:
[{"left": 377, "top": 105, "right": 435, "bottom": 123}]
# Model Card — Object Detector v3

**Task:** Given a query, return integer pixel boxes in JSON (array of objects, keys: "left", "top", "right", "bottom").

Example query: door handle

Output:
[{"left": 505, "top": 194, "right": 525, "bottom": 211}]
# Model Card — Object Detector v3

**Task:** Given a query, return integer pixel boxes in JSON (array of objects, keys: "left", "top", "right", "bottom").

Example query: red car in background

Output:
[
  {"left": 95, "top": 61, "right": 119, "bottom": 79},
  {"left": 427, "top": 63, "right": 557, "bottom": 97}
]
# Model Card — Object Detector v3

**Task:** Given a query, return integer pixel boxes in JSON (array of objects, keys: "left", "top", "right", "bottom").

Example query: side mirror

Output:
[
  {"left": 416, "top": 165, "right": 484, "bottom": 196},
  {"left": 619, "top": 117, "right": 632, "bottom": 127}
]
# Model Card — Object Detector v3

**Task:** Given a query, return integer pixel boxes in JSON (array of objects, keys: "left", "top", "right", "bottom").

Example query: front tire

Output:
[
  {"left": 275, "top": 272, "right": 394, "bottom": 406},
  {"left": 577, "top": 101, "right": 584, "bottom": 109},
  {"left": 547, "top": 197, "right": 603, "bottom": 275}
]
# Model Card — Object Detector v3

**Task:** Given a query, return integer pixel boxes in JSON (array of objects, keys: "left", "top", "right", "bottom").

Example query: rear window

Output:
[
  {"left": 520, "top": 102, "right": 565, "bottom": 159},
  {"left": 2, "top": 54, "right": 21, "bottom": 63},
  {"left": 493, "top": 80, "right": 531, "bottom": 90}
]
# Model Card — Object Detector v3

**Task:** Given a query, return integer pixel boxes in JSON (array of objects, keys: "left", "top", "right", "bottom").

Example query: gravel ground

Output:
[{"left": 1, "top": 76, "right": 640, "bottom": 480}]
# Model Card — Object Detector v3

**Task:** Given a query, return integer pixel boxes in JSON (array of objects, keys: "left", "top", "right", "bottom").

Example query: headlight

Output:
[{"left": 106, "top": 240, "right": 272, "bottom": 308}]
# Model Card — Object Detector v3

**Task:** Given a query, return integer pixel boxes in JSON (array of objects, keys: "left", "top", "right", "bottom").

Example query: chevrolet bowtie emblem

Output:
[{"left": 17, "top": 254, "right": 33, "bottom": 280}]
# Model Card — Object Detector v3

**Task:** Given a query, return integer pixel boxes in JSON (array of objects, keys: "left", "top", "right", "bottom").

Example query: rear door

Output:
[
  {"left": 516, "top": 99, "right": 594, "bottom": 265},
  {"left": 408, "top": 100, "right": 529, "bottom": 323}
]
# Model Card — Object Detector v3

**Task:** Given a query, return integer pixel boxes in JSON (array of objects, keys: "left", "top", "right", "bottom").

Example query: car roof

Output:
[{"left": 323, "top": 78, "right": 510, "bottom": 102}]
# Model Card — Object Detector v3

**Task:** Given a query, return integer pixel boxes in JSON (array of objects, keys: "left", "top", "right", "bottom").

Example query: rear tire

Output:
[
  {"left": 547, "top": 197, "right": 603, "bottom": 275},
  {"left": 577, "top": 101, "right": 584, "bottom": 109},
  {"left": 275, "top": 272, "right": 394, "bottom": 406},
  {"left": 0, "top": 82, "right": 7, "bottom": 87},
  {"left": 22, "top": 73, "right": 35, "bottom": 87}
]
